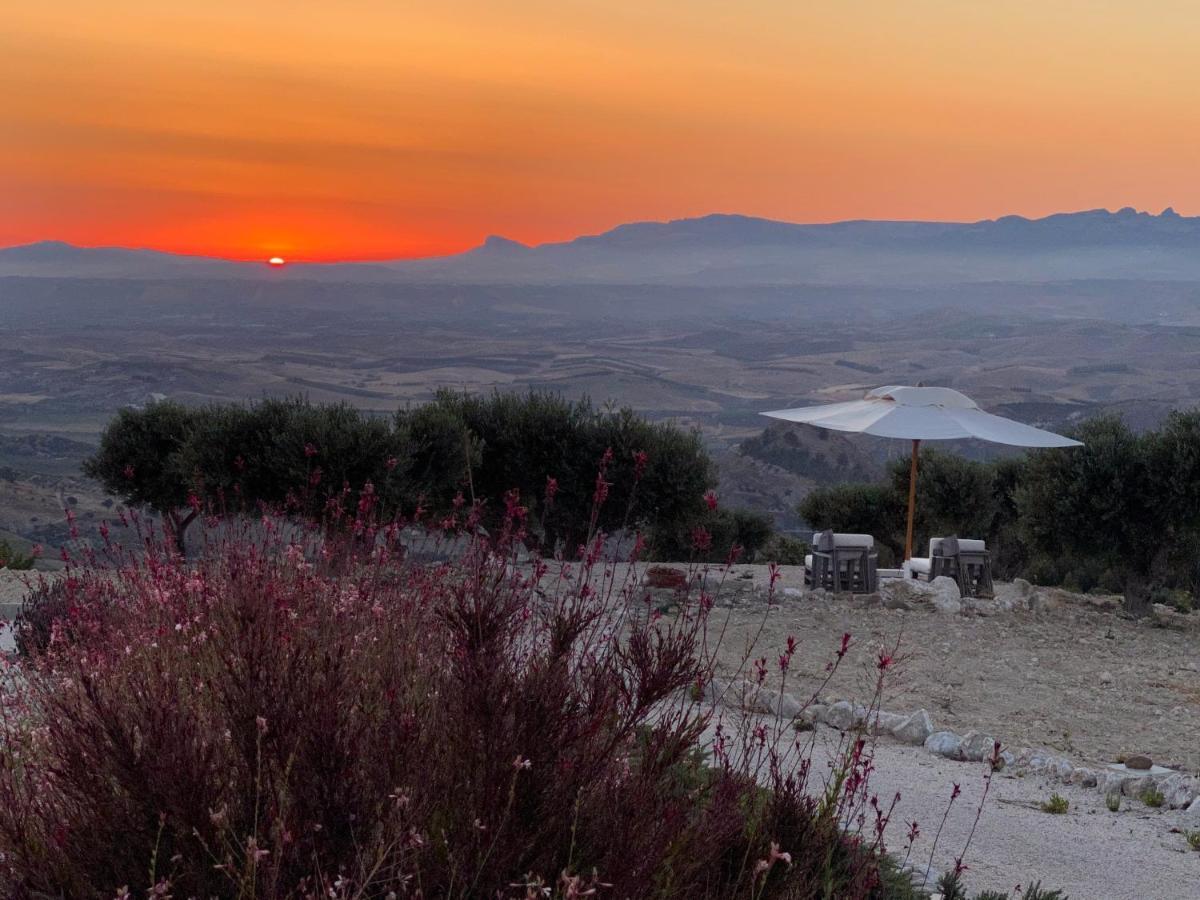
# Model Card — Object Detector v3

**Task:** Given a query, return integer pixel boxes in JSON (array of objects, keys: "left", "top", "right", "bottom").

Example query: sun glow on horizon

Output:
[
  {"left": 267, "top": 256, "right": 285, "bottom": 266},
  {"left": 4, "top": 2, "right": 1200, "bottom": 258}
]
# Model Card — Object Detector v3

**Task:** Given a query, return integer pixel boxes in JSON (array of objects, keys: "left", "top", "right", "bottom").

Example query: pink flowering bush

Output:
[{"left": 0, "top": 476, "right": 924, "bottom": 898}]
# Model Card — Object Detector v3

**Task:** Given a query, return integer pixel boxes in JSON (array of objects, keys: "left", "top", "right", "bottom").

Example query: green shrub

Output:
[
  {"left": 1142, "top": 787, "right": 1165, "bottom": 808},
  {"left": 0, "top": 539, "right": 34, "bottom": 571},
  {"left": 1040, "top": 792, "right": 1069, "bottom": 814},
  {"left": 1105, "top": 793, "right": 1121, "bottom": 812},
  {"left": 759, "top": 533, "right": 808, "bottom": 566},
  {"left": 1185, "top": 829, "right": 1200, "bottom": 851}
]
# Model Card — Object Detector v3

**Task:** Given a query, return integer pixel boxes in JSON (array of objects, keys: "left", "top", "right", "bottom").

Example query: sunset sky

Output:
[{"left": 3, "top": 1, "right": 1200, "bottom": 260}]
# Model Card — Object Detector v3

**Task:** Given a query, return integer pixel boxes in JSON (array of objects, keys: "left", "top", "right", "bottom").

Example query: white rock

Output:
[
  {"left": 801, "top": 702, "right": 829, "bottom": 726},
  {"left": 781, "top": 587, "right": 804, "bottom": 599},
  {"left": 924, "top": 731, "right": 964, "bottom": 759},
  {"left": 891, "top": 709, "right": 935, "bottom": 744},
  {"left": 868, "top": 710, "right": 907, "bottom": 735},
  {"left": 1071, "top": 768, "right": 1099, "bottom": 788},
  {"left": 824, "top": 700, "right": 855, "bottom": 730},
  {"left": 701, "top": 675, "right": 733, "bottom": 704},
  {"left": 928, "top": 576, "right": 963, "bottom": 614},
  {"left": 959, "top": 731, "right": 997, "bottom": 762},
  {"left": 1120, "top": 775, "right": 1154, "bottom": 798},
  {"left": 747, "top": 688, "right": 803, "bottom": 719},
  {"left": 1185, "top": 796, "right": 1200, "bottom": 820},
  {"left": 1098, "top": 671, "right": 1114, "bottom": 686},
  {"left": 1163, "top": 774, "right": 1197, "bottom": 809},
  {"left": 993, "top": 578, "right": 1034, "bottom": 610}
]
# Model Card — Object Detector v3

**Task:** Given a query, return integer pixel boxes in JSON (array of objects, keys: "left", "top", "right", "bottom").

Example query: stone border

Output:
[{"left": 706, "top": 679, "right": 1200, "bottom": 816}]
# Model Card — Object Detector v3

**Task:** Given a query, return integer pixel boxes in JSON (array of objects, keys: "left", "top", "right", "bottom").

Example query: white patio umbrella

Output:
[{"left": 762, "top": 385, "right": 1082, "bottom": 560}]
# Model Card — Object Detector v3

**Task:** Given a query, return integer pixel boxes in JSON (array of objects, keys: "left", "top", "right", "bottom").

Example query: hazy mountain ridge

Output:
[{"left": 6, "top": 207, "right": 1200, "bottom": 285}]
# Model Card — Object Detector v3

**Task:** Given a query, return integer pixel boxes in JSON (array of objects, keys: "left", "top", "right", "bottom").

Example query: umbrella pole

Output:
[{"left": 904, "top": 439, "right": 920, "bottom": 561}]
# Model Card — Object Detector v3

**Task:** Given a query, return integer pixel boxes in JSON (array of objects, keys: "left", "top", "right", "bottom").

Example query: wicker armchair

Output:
[
  {"left": 909, "top": 536, "right": 993, "bottom": 598},
  {"left": 805, "top": 530, "right": 878, "bottom": 593}
]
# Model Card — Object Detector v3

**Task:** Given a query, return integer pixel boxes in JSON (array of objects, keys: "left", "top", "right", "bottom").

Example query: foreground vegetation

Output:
[{"left": 5, "top": 484, "right": 927, "bottom": 899}]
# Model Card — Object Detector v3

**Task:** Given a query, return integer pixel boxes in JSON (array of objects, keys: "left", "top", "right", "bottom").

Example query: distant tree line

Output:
[
  {"left": 799, "top": 413, "right": 1200, "bottom": 615},
  {"left": 85, "top": 392, "right": 776, "bottom": 562}
]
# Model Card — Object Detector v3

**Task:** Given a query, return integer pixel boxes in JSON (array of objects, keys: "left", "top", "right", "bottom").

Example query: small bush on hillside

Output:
[
  {"left": 1184, "top": 829, "right": 1200, "bottom": 851},
  {"left": 1105, "top": 793, "right": 1121, "bottom": 812},
  {"left": 1039, "top": 793, "right": 1069, "bottom": 814},
  {"left": 1141, "top": 787, "right": 1165, "bottom": 808},
  {"left": 0, "top": 538, "right": 34, "bottom": 570}
]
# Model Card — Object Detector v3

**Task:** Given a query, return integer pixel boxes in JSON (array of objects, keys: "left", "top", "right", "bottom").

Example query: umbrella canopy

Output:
[{"left": 762, "top": 386, "right": 1082, "bottom": 559}]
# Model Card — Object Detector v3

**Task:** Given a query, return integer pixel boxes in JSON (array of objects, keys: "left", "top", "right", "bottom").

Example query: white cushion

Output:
[
  {"left": 909, "top": 557, "right": 932, "bottom": 575},
  {"left": 833, "top": 533, "right": 874, "bottom": 548},
  {"left": 930, "top": 537, "right": 986, "bottom": 554},
  {"left": 804, "top": 554, "right": 813, "bottom": 569}
]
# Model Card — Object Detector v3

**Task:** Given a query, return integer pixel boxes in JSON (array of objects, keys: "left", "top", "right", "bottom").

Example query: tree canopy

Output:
[{"left": 84, "top": 392, "right": 731, "bottom": 559}]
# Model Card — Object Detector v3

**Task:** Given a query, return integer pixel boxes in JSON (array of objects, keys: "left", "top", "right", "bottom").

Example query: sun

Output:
[{"left": 267, "top": 256, "right": 286, "bottom": 266}]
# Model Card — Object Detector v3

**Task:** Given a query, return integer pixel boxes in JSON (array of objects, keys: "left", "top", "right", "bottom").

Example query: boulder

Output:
[
  {"left": 1121, "top": 775, "right": 1155, "bottom": 798},
  {"left": 924, "top": 731, "right": 964, "bottom": 760},
  {"left": 700, "top": 675, "right": 733, "bottom": 705},
  {"left": 867, "top": 710, "right": 907, "bottom": 735},
  {"left": 1124, "top": 754, "right": 1153, "bottom": 770},
  {"left": 824, "top": 700, "right": 855, "bottom": 731},
  {"left": 1027, "top": 589, "right": 1059, "bottom": 615},
  {"left": 1186, "top": 796, "right": 1200, "bottom": 820},
  {"left": 746, "top": 688, "right": 803, "bottom": 719},
  {"left": 799, "top": 702, "right": 829, "bottom": 727},
  {"left": 993, "top": 578, "right": 1034, "bottom": 611},
  {"left": 1156, "top": 774, "right": 1198, "bottom": 810},
  {"left": 959, "top": 731, "right": 998, "bottom": 763},
  {"left": 1071, "top": 768, "right": 1099, "bottom": 788},
  {"left": 928, "top": 576, "right": 963, "bottom": 613},
  {"left": 891, "top": 709, "right": 935, "bottom": 744},
  {"left": 879, "top": 579, "right": 932, "bottom": 608},
  {"left": 1098, "top": 772, "right": 1134, "bottom": 796}
]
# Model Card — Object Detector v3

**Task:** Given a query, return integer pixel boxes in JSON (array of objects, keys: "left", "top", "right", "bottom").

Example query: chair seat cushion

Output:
[
  {"left": 908, "top": 557, "right": 932, "bottom": 575},
  {"left": 804, "top": 554, "right": 813, "bottom": 569}
]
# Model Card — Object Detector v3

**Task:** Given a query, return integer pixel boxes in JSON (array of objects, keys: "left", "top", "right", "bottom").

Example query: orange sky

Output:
[{"left": 3, "top": 1, "right": 1200, "bottom": 261}]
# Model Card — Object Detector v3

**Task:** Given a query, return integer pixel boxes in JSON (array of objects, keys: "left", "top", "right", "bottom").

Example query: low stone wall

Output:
[{"left": 707, "top": 677, "right": 1200, "bottom": 816}]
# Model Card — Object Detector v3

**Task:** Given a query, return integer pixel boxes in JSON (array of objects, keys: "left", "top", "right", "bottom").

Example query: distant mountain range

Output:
[{"left": 5, "top": 207, "right": 1200, "bottom": 285}]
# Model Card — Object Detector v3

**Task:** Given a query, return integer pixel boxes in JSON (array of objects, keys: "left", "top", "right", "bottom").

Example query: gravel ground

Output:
[
  {"left": 703, "top": 564, "right": 1200, "bottom": 773},
  {"left": 693, "top": 563, "right": 1200, "bottom": 898},
  {"left": 782, "top": 722, "right": 1200, "bottom": 899}
]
